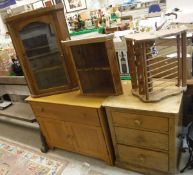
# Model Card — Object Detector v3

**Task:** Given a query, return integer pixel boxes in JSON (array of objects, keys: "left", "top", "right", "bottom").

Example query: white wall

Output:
[
  {"left": 0, "top": 15, "right": 6, "bottom": 34},
  {"left": 87, "top": 0, "right": 106, "bottom": 9},
  {"left": 167, "top": 0, "right": 193, "bottom": 10}
]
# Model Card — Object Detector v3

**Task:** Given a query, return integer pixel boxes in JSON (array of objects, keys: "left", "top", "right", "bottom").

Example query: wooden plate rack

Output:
[{"left": 125, "top": 28, "right": 187, "bottom": 102}]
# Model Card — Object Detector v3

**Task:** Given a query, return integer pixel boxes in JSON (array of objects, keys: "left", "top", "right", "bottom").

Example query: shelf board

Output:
[
  {"left": 187, "top": 78, "right": 193, "bottom": 85},
  {"left": 26, "top": 44, "right": 50, "bottom": 52},
  {"left": 77, "top": 67, "right": 110, "bottom": 72},
  {"left": 0, "top": 102, "right": 35, "bottom": 123},
  {"left": 28, "top": 50, "right": 58, "bottom": 60},
  {"left": 0, "top": 76, "right": 26, "bottom": 85},
  {"left": 84, "top": 86, "right": 115, "bottom": 95},
  {"left": 34, "top": 65, "right": 63, "bottom": 74}
]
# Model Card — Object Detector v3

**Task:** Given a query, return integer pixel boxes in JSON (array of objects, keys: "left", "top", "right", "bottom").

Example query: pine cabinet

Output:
[
  {"left": 6, "top": 4, "right": 78, "bottom": 97},
  {"left": 26, "top": 90, "right": 113, "bottom": 164}
]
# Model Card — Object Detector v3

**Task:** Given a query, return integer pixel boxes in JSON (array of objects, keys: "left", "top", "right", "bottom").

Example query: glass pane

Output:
[{"left": 19, "top": 22, "right": 68, "bottom": 90}]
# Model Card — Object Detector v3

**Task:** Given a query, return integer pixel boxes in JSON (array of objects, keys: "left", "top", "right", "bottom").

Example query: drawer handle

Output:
[
  {"left": 65, "top": 134, "right": 72, "bottom": 139},
  {"left": 139, "top": 155, "right": 145, "bottom": 162},
  {"left": 83, "top": 113, "right": 87, "bottom": 117},
  {"left": 40, "top": 108, "right": 45, "bottom": 112},
  {"left": 134, "top": 119, "right": 141, "bottom": 126},
  {"left": 67, "top": 134, "right": 71, "bottom": 138}
]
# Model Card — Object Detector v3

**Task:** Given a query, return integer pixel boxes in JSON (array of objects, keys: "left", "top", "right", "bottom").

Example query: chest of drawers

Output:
[{"left": 103, "top": 81, "right": 183, "bottom": 175}]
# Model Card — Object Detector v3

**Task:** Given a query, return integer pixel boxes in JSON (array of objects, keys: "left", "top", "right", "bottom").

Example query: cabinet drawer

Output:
[
  {"left": 112, "top": 111, "right": 168, "bottom": 132},
  {"left": 117, "top": 144, "right": 168, "bottom": 172},
  {"left": 115, "top": 127, "right": 168, "bottom": 151},
  {"left": 31, "top": 102, "right": 100, "bottom": 126}
]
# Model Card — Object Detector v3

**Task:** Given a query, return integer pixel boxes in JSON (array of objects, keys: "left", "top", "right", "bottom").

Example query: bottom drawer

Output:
[{"left": 117, "top": 145, "right": 168, "bottom": 172}]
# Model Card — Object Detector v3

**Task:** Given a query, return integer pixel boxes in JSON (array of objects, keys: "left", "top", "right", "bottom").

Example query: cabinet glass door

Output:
[{"left": 19, "top": 22, "right": 68, "bottom": 90}]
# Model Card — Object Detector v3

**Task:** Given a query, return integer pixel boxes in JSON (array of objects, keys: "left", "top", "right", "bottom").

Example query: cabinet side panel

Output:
[
  {"left": 105, "top": 40, "right": 123, "bottom": 95},
  {"left": 98, "top": 108, "right": 114, "bottom": 165},
  {"left": 105, "top": 107, "right": 119, "bottom": 160}
]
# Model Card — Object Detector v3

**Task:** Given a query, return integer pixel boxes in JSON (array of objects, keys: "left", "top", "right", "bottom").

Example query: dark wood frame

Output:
[{"left": 63, "top": 0, "right": 87, "bottom": 13}]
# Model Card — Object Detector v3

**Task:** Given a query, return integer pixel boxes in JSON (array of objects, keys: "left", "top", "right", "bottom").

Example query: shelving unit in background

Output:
[{"left": 0, "top": 76, "right": 35, "bottom": 123}]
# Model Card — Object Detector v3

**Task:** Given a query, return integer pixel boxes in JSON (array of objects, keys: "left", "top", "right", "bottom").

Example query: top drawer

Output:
[
  {"left": 111, "top": 111, "right": 168, "bottom": 133},
  {"left": 30, "top": 102, "right": 100, "bottom": 126}
]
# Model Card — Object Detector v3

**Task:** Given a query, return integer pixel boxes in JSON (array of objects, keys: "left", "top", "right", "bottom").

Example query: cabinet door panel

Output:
[
  {"left": 71, "top": 123, "right": 107, "bottom": 159},
  {"left": 39, "top": 118, "right": 75, "bottom": 151},
  {"left": 19, "top": 21, "right": 68, "bottom": 90}
]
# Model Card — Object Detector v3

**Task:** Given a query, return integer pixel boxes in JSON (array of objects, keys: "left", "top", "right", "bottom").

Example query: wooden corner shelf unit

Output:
[
  {"left": 125, "top": 28, "right": 187, "bottom": 102},
  {"left": 62, "top": 34, "right": 123, "bottom": 96},
  {"left": 5, "top": 4, "right": 78, "bottom": 97}
]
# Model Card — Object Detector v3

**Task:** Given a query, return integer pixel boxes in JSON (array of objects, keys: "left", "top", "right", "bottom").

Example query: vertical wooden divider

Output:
[
  {"left": 142, "top": 42, "right": 149, "bottom": 100},
  {"left": 127, "top": 40, "right": 138, "bottom": 90},
  {"left": 135, "top": 41, "right": 145, "bottom": 95},
  {"left": 181, "top": 32, "right": 187, "bottom": 87},
  {"left": 177, "top": 34, "right": 182, "bottom": 87},
  {"left": 146, "top": 41, "right": 153, "bottom": 93}
]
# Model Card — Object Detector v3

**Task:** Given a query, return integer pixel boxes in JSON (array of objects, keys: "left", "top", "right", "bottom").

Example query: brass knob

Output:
[{"left": 134, "top": 119, "right": 141, "bottom": 126}]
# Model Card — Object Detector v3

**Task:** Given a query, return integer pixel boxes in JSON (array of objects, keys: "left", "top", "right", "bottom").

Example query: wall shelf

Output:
[
  {"left": 0, "top": 102, "right": 35, "bottom": 123},
  {"left": 0, "top": 76, "right": 26, "bottom": 85}
]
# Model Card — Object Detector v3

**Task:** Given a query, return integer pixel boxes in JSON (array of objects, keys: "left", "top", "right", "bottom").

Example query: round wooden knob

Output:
[
  {"left": 66, "top": 134, "right": 71, "bottom": 138},
  {"left": 40, "top": 108, "right": 44, "bottom": 112},
  {"left": 134, "top": 119, "right": 141, "bottom": 126},
  {"left": 139, "top": 155, "right": 145, "bottom": 162},
  {"left": 83, "top": 113, "right": 87, "bottom": 117}
]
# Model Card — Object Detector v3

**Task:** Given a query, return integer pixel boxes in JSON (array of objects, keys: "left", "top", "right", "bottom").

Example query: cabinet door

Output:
[
  {"left": 71, "top": 123, "right": 108, "bottom": 160},
  {"left": 16, "top": 16, "right": 70, "bottom": 96},
  {"left": 39, "top": 118, "right": 75, "bottom": 151}
]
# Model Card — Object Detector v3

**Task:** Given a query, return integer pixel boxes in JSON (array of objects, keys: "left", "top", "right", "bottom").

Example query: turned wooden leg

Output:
[{"left": 40, "top": 130, "right": 49, "bottom": 153}]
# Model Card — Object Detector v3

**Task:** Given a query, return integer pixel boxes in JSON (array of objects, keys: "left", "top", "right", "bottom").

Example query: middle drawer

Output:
[
  {"left": 115, "top": 127, "right": 168, "bottom": 151},
  {"left": 31, "top": 102, "right": 100, "bottom": 126}
]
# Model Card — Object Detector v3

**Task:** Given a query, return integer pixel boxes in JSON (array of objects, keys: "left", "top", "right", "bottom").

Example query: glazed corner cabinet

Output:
[{"left": 5, "top": 4, "right": 78, "bottom": 97}]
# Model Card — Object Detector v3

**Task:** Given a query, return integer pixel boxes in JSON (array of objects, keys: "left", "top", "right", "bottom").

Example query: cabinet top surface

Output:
[
  {"left": 62, "top": 34, "right": 114, "bottom": 46},
  {"left": 26, "top": 90, "right": 106, "bottom": 108},
  {"left": 5, "top": 4, "right": 63, "bottom": 23},
  {"left": 103, "top": 81, "right": 183, "bottom": 114},
  {"left": 125, "top": 27, "right": 187, "bottom": 41}
]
